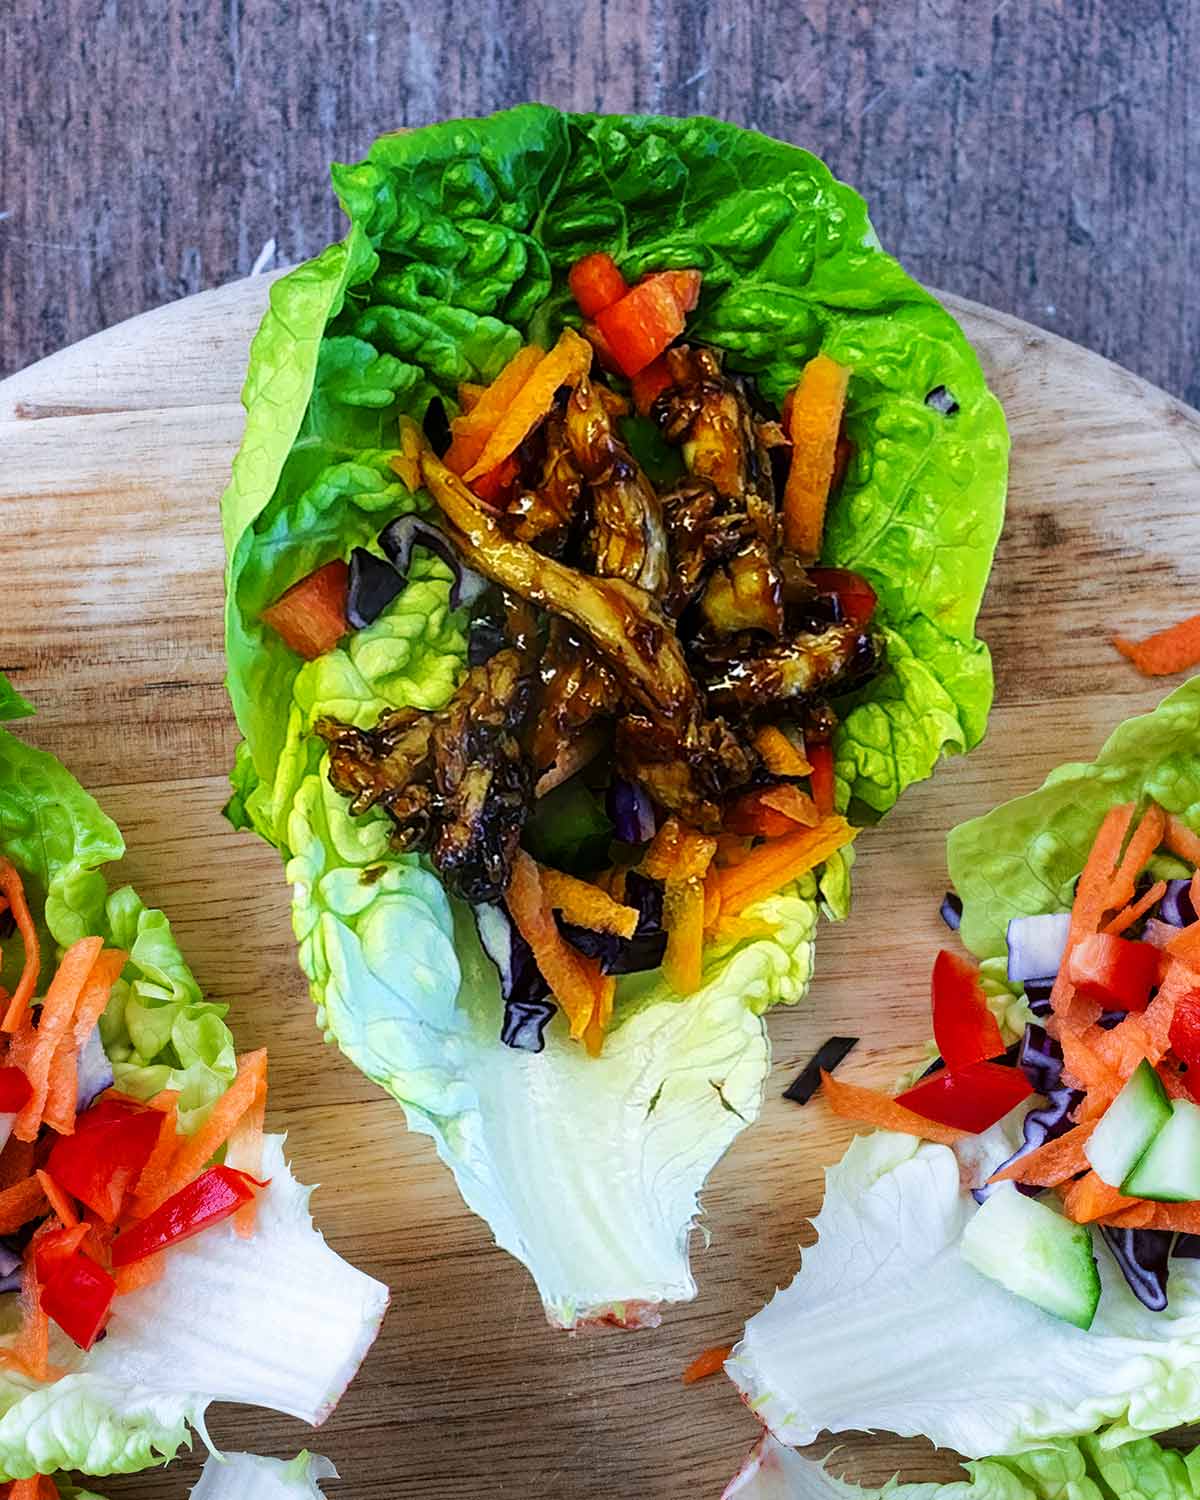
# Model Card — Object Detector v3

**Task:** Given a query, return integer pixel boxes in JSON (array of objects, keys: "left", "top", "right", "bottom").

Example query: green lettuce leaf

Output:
[
  {"left": 220, "top": 106, "right": 1007, "bottom": 1319},
  {"left": 724, "top": 1432, "right": 1200, "bottom": 1500},
  {"left": 190, "top": 1450, "right": 336, "bottom": 1498},
  {"left": 0, "top": 673, "right": 33, "bottom": 723},
  {"left": 949, "top": 677, "right": 1200, "bottom": 959}
]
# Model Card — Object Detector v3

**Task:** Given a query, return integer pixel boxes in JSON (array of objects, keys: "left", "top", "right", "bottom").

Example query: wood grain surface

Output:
[
  {"left": 2, "top": 277, "right": 1199, "bottom": 1497},
  {"left": 1, "top": 1, "right": 1197, "bottom": 404}
]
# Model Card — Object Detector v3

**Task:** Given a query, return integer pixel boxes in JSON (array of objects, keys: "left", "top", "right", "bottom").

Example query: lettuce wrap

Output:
[
  {"left": 0, "top": 681, "right": 387, "bottom": 1484},
  {"left": 729, "top": 679, "right": 1200, "bottom": 1456},
  {"left": 220, "top": 105, "right": 1008, "bottom": 1325}
]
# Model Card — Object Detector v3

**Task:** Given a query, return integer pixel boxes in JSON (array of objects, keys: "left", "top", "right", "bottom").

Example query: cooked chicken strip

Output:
[{"left": 699, "top": 625, "right": 881, "bottom": 716}]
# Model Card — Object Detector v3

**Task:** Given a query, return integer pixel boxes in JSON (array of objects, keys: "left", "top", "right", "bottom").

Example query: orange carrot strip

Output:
[
  {"left": 1105, "top": 1200, "right": 1200, "bottom": 1232},
  {"left": 753, "top": 726, "right": 812, "bottom": 778},
  {"left": 0, "top": 1177, "right": 49, "bottom": 1234},
  {"left": 225, "top": 1080, "right": 267, "bottom": 1238},
  {"left": 463, "top": 330, "right": 593, "bottom": 481},
  {"left": 782, "top": 353, "right": 851, "bottom": 560},
  {"left": 443, "top": 345, "right": 544, "bottom": 475},
  {"left": 1091, "top": 1017, "right": 1156, "bottom": 1078},
  {"left": 662, "top": 877, "right": 705, "bottom": 996},
  {"left": 724, "top": 790, "right": 804, "bottom": 840},
  {"left": 582, "top": 970, "right": 616, "bottom": 1060},
  {"left": 41, "top": 947, "right": 127, "bottom": 1137},
  {"left": 139, "top": 1051, "right": 268, "bottom": 1215},
  {"left": 1168, "top": 923, "right": 1200, "bottom": 969},
  {"left": 457, "top": 381, "right": 485, "bottom": 413},
  {"left": 1108, "top": 803, "right": 1166, "bottom": 912},
  {"left": 538, "top": 868, "right": 639, "bottom": 939},
  {"left": 990, "top": 1121, "right": 1097, "bottom": 1187},
  {"left": 1165, "top": 815, "right": 1200, "bottom": 867},
  {"left": 1192, "top": 870, "right": 1200, "bottom": 920},
  {"left": 13, "top": 1239, "right": 49, "bottom": 1383},
  {"left": 681, "top": 1343, "right": 734, "bottom": 1385},
  {"left": 507, "top": 851, "right": 597, "bottom": 1039},
  {"left": 642, "top": 818, "right": 718, "bottom": 882},
  {"left": 1060, "top": 1170, "right": 1141, "bottom": 1223},
  {"left": 1113, "top": 613, "right": 1200, "bottom": 677},
  {"left": 11, "top": 937, "right": 106, "bottom": 1142},
  {"left": 716, "top": 817, "right": 857, "bottom": 925},
  {"left": 1050, "top": 804, "right": 1135, "bottom": 1027},
  {"left": 1099, "top": 1201, "right": 1161, "bottom": 1229},
  {"left": 35, "top": 1171, "right": 77, "bottom": 1229},
  {"left": 130, "top": 1092, "right": 181, "bottom": 1220},
  {"left": 1059, "top": 1028, "right": 1122, "bottom": 1091},
  {"left": 1103, "top": 880, "right": 1167, "bottom": 935},
  {"left": 113, "top": 1254, "right": 166, "bottom": 1296},
  {"left": 0, "top": 859, "right": 40, "bottom": 1033},
  {"left": 703, "top": 866, "right": 722, "bottom": 933},
  {"left": 820, "top": 1069, "right": 967, "bottom": 1145},
  {"left": 387, "top": 414, "right": 425, "bottom": 492},
  {"left": 760, "top": 785, "right": 820, "bottom": 827}
]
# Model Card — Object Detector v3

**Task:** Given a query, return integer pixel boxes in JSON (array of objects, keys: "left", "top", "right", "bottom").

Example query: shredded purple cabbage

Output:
[
  {"left": 939, "top": 892, "right": 962, "bottom": 931},
  {"left": 607, "top": 778, "right": 656, "bottom": 845},
  {"left": 1100, "top": 1226, "right": 1171, "bottom": 1311},
  {"left": 346, "top": 547, "right": 404, "bottom": 628},
  {"left": 501, "top": 999, "right": 557, "bottom": 1054},
  {"left": 1161, "top": 878, "right": 1197, "bottom": 928},
  {"left": 972, "top": 1088, "right": 1083, "bottom": 1203},
  {"left": 557, "top": 870, "right": 667, "bottom": 976},
  {"left": 378, "top": 515, "right": 488, "bottom": 610},
  {"left": 1017, "top": 1024, "right": 1063, "bottom": 1094}
]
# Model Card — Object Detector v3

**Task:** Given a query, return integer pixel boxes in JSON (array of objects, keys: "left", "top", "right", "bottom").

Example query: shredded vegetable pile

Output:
[
  {"left": 261, "top": 252, "right": 871, "bottom": 1057},
  {"left": 0, "top": 858, "right": 269, "bottom": 1365},
  {"left": 825, "top": 799, "right": 1200, "bottom": 1318}
]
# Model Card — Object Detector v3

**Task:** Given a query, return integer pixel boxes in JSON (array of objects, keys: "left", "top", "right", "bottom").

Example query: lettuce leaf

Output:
[
  {"left": 0, "top": 672, "right": 33, "bottom": 723},
  {"left": 0, "top": 720, "right": 387, "bottom": 1479},
  {"left": 727, "top": 1128, "right": 1200, "bottom": 1456},
  {"left": 220, "top": 106, "right": 1007, "bottom": 1321},
  {"left": 190, "top": 1451, "right": 337, "bottom": 1498},
  {"left": 949, "top": 677, "right": 1200, "bottom": 959},
  {"left": 724, "top": 1432, "right": 1200, "bottom": 1500}
]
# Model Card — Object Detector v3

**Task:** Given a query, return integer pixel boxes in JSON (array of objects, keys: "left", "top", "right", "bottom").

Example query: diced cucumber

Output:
[
  {"left": 1123, "top": 1099, "right": 1200, "bottom": 1201},
  {"left": 1084, "top": 1059, "right": 1172, "bottom": 1188},
  {"left": 962, "top": 1187, "right": 1100, "bottom": 1329}
]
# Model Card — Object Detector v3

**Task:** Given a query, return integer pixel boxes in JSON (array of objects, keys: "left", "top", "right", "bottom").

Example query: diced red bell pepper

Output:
[
  {"left": 568, "top": 252, "right": 629, "bottom": 319},
  {"left": 0, "top": 1068, "right": 31, "bottom": 1114},
  {"left": 111, "top": 1165, "right": 266, "bottom": 1267},
  {"left": 895, "top": 1060, "right": 1034, "bottom": 1134},
  {"left": 1067, "top": 932, "right": 1160, "bottom": 1011},
  {"left": 47, "top": 1102, "right": 163, "bottom": 1223},
  {"left": 33, "top": 1223, "right": 90, "bottom": 1284},
  {"left": 807, "top": 740, "right": 836, "bottom": 817},
  {"left": 930, "top": 949, "right": 1006, "bottom": 1072},
  {"left": 806, "top": 567, "right": 878, "bottom": 629},
  {"left": 1170, "top": 992, "right": 1200, "bottom": 1072},
  {"left": 630, "top": 356, "right": 676, "bottom": 416},
  {"left": 594, "top": 270, "right": 702, "bottom": 377},
  {"left": 39, "top": 1251, "right": 115, "bottom": 1350},
  {"left": 261, "top": 559, "right": 350, "bottom": 661}
]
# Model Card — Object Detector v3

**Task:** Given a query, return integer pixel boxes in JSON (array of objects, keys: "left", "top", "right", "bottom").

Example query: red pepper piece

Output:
[
  {"left": 0, "top": 1068, "right": 32, "bottom": 1114},
  {"left": 594, "top": 270, "right": 701, "bottom": 377},
  {"left": 931, "top": 950, "right": 1006, "bottom": 1072},
  {"left": 1067, "top": 932, "right": 1160, "bottom": 1012},
  {"left": 1170, "top": 992, "right": 1200, "bottom": 1073},
  {"left": 47, "top": 1102, "right": 162, "bottom": 1223},
  {"left": 807, "top": 741, "right": 836, "bottom": 817},
  {"left": 39, "top": 1252, "right": 115, "bottom": 1350},
  {"left": 111, "top": 1166, "right": 266, "bottom": 1267},
  {"left": 630, "top": 356, "right": 675, "bottom": 416},
  {"left": 261, "top": 559, "right": 350, "bottom": 660},
  {"left": 806, "top": 567, "right": 878, "bottom": 629},
  {"left": 895, "top": 1059, "right": 1033, "bottom": 1134},
  {"left": 567, "top": 252, "right": 629, "bottom": 319}
]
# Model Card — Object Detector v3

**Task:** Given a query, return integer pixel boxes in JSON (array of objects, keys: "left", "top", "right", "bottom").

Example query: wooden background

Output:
[{"left": 1, "top": 0, "right": 1198, "bottom": 403}]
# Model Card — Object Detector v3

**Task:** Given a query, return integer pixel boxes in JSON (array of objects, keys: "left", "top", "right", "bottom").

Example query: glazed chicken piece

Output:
[
  {"left": 698, "top": 624, "right": 882, "bottom": 717},
  {"left": 615, "top": 712, "right": 757, "bottom": 831},
  {"left": 532, "top": 619, "right": 621, "bottom": 789},
  {"left": 506, "top": 396, "right": 583, "bottom": 555},
  {"left": 316, "top": 647, "right": 535, "bottom": 904},
  {"left": 564, "top": 375, "right": 668, "bottom": 595},
  {"left": 421, "top": 450, "right": 696, "bottom": 731}
]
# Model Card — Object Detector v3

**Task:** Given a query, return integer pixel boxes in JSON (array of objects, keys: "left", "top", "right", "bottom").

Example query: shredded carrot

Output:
[
  {"left": 10, "top": 1477, "right": 56, "bottom": 1500},
  {"left": 642, "top": 818, "right": 718, "bottom": 883},
  {"left": 662, "top": 877, "right": 706, "bottom": 996},
  {"left": 1049, "top": 804, "right": 1135, "bottom": 1028},
  {"left": 724, "top": 790, "right": 804, "bottom": 840},
  {"left": 781, "top": 353, "right": 851, "bottom": 561},
  {"left": 463, "top": 330, "right": 593, "bottom": 482},
  {"left": 753, "top": 725, "right": 812, "bottom": 778},
  {"left": 1108, "top": 802, "right": 1166, "bottom": 912},
  {"left": 539, "top": 868, "right": 639, "bottom": 939},
  {"left": 130, "top": 1091, "right": 181, "bottom": 1221},
  {"left": 989, "top": 1121, "right": 1096, "bottom": 1187},
  {"left": 1168, "top": 922, "right": 1200, "bottom": 969},
  {"left": 456, "top": 381, "right": 485, "bottom": 413},
  {"left": 387, "top": 414, "right": 425, "bottom": 492},
  {"left": 759, "top": 785, "right": 820, "bottom": 827},
  {"left": 1103, "top": 880, "right": 1167, "bottom": 935},
  {"left": 703, "top": 866, "right": 722, "bottom": 933},
  {"left": 1060, "top": 1170, "right": 1140, "bottom": 1224},
  {"left": 14, "top": 1237, "right": 48, "bottom": 1383},
  {"left": 1157, "top": 1059, "right": 1191, "bottom": 1099},
  {"left": 1091, "top": 1016, "right": 1156, "bottom": 1078},
  {"left": 0, "top": 859, "right": 40, "bottom": 1033},
  {"left": 820, "top": 1069, "right": 966, "bottom": 1145},
  {"left": 443, "top": 345, "right": 544, "bottom": 475},
  {"left": 713, "top": 834, "right": 753, "bottom": 868},
  {"left": 1106, "top": 1199, "right": 1200, "bottom": 1232},
  {"left": 225, "top": 1078, "right": 267, "bottom": 1238},
  {"left": 1113, "top": 613, "right": 1200, "bottom": 677},
  {"left": 1059, "top": 1028, "right": 1123, "bottom": 1092},
  {"left": 506, "top": 850, "right": 598, "bottom": 1040},
  {"left": 11, "top": 937, "right": 106, "bottom": 1142},
  {"left": 1192, "top": 870, "right": 1200, "bottom": 921},
  {"left": 716, "top": 817, "right": 856, "bottom": 927},
  {"left": 1164, "top": 815, "right": 1200, "bottom": 867},
  {"left": 35, "top": 1171, "right": 77, "bottom": 1229},
  {"left": 139, "top": 1050, "right": 268, "bottom": 1215},
  {"left": 681, "top": 1343, "right": 734, "bottom": 1384},
  {"left": 0, "top": 1177, "right": 49, "bottom": 1234},
  {"left": 113, "top": 1254, "right": 166, "bottom": 1296},
  {"left": 582, "top": 971, "right": 616, "bottom": 1060},
  {"left": 41, "top": 946, "right": 127, "bottom": 1136}
]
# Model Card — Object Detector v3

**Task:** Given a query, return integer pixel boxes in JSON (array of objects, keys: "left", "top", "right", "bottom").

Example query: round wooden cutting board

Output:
[{"left": 2, "top": 280, "right": 1199, "bottom": 1500}]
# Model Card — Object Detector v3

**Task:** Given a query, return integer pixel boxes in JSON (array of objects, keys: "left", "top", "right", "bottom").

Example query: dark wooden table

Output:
[{"left": 1, "top": 0, "right": 1197, "bottom": 402}]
